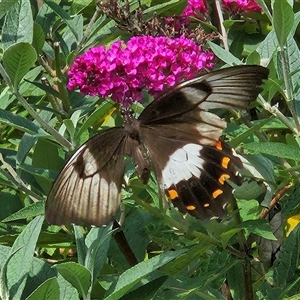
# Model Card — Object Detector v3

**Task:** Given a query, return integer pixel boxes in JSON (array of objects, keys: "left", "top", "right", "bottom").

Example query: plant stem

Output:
[
  {"left": 279, "top": 47, "right": 300, "bottom": 132},
  {"left": 215, "top": 0, "right": 229, "bottom": 51},
  {"left": 258, "top": 95, "right": 298, "bottom": 135}
]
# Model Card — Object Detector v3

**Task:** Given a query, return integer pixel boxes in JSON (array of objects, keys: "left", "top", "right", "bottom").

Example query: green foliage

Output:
[{"left": 0, "top": 0, "right": 300, "bottom": 299}]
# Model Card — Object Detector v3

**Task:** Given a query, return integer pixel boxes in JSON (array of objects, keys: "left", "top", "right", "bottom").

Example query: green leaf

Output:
[
  {"left": 120, "top": 276, "right": 168, "bottom": 300},
  {"left": 236, "top": 180, "right": 266, "bottom": 201},
  {"left": 25, "top": 277, "right": 60, "bottom": 300},
  {"left": 256, "top": 29, "right": 277, "bottom": 64},
  {"left": 243, "top": 142, "right": 300, "bottom": 161},
  {"left": 237, "top": 199, "right": 261, "bottom": 221},
  {"left": 76, "top": 101, "right": 116, "bottom": 139},
  {"left": 105, "top": 249, "right": 187, "bottom": 300},
  {"left": 2, "top": 0, "right": 33, "bottom": 50},
  {"left": 207, "top": 41, "right": 242, "bottom": 65},
  {"left": 7, "top": 216, "right": 44, "bottom": 299},
  {"left": 272, "top": 224, "right": 300, "bottom": 297},
  {"left": 17, "top": 134, "right": 38, "bottom": 165},
  {"left": 0, "top": 0, "right": 18, "bottom": 19},
  {"left": 29, "top": 256, "right": 79, "bottom": 300},
  {"left": 3, "top": 42, "right": 37, "bottom": 88},
  {"left": 44, "top": 0, "right": 79, "bottom": 40},
  {"left": 239, "top": 219, "right": 277, "bottom": 240},
  {"left": 56, "top": 262, "right": 92, "bottom": 299},
  {"left": 0, "top": 109, "right": 45, "bottom": 135},
  {"left": 32, "top": 138, "right": 64, "bottom": 193},
  {"left": 73, "top": 225, "right": 86, "bottom": 267},
  {"left": 32, "top": 23, "right": 45, "bottom": 55},
  {"left": 230, "top": 117, "right": 273, "bottom": 148},
  {"left": 238, "top": 154, "right": 275, "bottom": 206},
  {"left": 0, "top": 247, "right": 22, "bottom": 300},
  {"left": 246, "top": 50, "right": 261, "bottom": 65},
  {"left": 223, "top": 19, "right": 244, "bottom": 30},
  {"left": 160, "top": 243, "right": 211, "bottom": 275},
  {"left": 63, "top": 110, "right": 82, "bottom": 140},
  {"left": 273, "top": 0, "right": 294, "bottom": 47},
  {"left": 227, "top": 262, "right": 245, "bottom": 300},
  {"left": 284, "top": 35, "right": 300, "bottom": 102},
  {"left": 0, "top": 189, "right": 22, "bottom": 221},
  {"left": 143, "top": 0, "right": 185, "bottom": 16},
  {"left": 1, "top": 201, "right": 45, "bottom": 223},
  {"left": 84, "top": 226, "right": 113, "bottom": 284}
]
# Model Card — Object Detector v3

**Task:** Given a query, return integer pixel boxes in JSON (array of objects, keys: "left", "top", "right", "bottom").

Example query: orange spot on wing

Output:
[
  {"left": 203, "top": 203, "right": 210, "bottom": 208},
  {"left": 167, "top": 189, "right": 179, "bottom": 200},
  {"left": 215, "top": 140, "right": 223, "bottom": 150},
  {"left": 212, "top": 189, "right": 223, "bottom": 199},
  {"left": 221, "top": 157, "right": 230, "bottom": 169},
  {"left": 219, "top": 174, "right": 230, "bottom": 185},
  {"left": 186, "top": 205, "right": 196, "bottom": 211}
]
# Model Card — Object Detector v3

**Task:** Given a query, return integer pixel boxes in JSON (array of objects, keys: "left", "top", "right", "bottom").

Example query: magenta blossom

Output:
[
  {"left": 222, "top": 0, "right": 262, "bottom": 15},
  {"left": 182, "top": 0, "right": 208, "bottom": 20},
  {"left": 68, "top": 36, "right": 214, "bottom": 105}
]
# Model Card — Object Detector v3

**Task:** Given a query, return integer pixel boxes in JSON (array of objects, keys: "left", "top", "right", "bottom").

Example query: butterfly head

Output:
[{"left": 121, "top": 107, "right": 135, "bottom": 124}]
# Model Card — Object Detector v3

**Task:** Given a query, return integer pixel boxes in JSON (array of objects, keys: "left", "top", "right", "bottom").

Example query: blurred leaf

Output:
[
  {"left": 120, "top": 276, "right": 168, "bottom": 300},
  {"left": 2, "top": 0, "right": 33, "bottom": 50},
  {"left": 0, "top": 189, "right": 23, "bottom": 221},
  {"left": 240, "top": 219, "right": 277, "bottom": 240},
  {"left": 227, "top": 262, "right": 244, "bottom": 300},
  {"left": 32, "top": 139, "right": 64, "bottom": 193},
  {"left": 32, "top": 23, "right": 46, "bottom": 55},
  {"left": 44, "top": 0, "right": 79, "bottom": 41},
  {"left": 0, "top": 0, "right": 18, "bottom": 19},
  {"left": 273, "top": 0, "right": 294, "bottom": 47}
]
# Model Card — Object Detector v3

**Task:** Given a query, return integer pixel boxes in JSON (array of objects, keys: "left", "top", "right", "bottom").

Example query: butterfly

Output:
[{"left": 45, "top": 65, "right": 269, "bottom": 226}]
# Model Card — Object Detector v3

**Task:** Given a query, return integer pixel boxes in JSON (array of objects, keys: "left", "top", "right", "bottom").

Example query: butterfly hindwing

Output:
[
  {"left": 139, "top": 65, "right": 269, "bottom": 219},
  {"left": 165, "top": 141, "right": 242, "bottom": 219},
  {"left": 45, "top": 128, "right": 127, "bottom": 226}
]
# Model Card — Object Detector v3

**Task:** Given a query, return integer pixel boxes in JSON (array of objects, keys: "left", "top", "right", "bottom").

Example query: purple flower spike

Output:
[
  {"left": 222, "top": 0, "right": 262, "bottom": 15},
  {"left": 67, "top": 36, "right": 214, "bottom": 105}
]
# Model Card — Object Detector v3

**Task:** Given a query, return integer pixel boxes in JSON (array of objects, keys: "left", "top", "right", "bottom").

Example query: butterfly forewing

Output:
[
  {"left": 45, "top": 128, "right": 127, "bottom": 226},
  {"left": 197, "top": 65, "right": 269, "bottom": 110}
]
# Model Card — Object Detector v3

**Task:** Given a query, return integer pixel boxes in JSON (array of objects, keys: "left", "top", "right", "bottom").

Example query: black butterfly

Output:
[{"left": 45, "top": 65, "right": 269, "bottom": 226}]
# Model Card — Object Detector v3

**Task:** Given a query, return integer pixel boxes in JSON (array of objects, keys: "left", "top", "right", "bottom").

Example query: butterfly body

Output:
[{"left": 45, "top": 65, "right": 269, "bottom": 226}]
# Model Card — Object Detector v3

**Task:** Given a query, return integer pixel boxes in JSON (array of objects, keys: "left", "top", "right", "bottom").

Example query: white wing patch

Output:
[{"left": 162, "top": 143, "right": 204, "bottom": 188}]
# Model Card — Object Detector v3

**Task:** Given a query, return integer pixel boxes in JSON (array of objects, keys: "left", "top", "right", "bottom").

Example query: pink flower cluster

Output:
[
  {"left": 68, "top": 36, "right": 214, "bottom": 105},
  {"left": 181, "top": 0, "right": 261, "bottom": 18},
  {"left": 222, "top": 0, "right": 262, "bottom": 15},
  {"left": 182, "top": 0, "right": 208, "bottom": 20}
]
